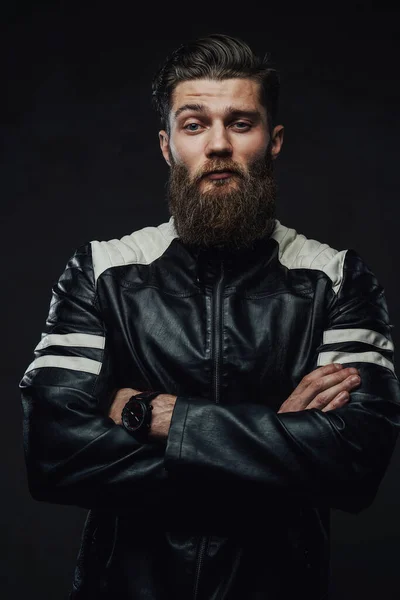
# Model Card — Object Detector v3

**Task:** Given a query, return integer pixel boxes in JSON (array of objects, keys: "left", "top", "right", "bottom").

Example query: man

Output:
[{"left": 20, "top": 33, "right": 400, "bottom": 599}]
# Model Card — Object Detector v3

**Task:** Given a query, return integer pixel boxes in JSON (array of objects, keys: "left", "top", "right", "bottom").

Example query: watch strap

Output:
[{"left": 131, "top": 390, "right": 162, "bottom": 404}]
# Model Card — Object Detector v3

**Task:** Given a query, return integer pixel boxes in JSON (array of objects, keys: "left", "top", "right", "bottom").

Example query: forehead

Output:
[{"left": 170, "top": 78, "right": 265, "bottom": 116}]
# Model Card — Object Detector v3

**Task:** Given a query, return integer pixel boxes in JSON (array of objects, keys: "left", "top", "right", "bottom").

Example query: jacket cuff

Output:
[{"left": 164, "top": 396, "right": 205, "bottom": 470}]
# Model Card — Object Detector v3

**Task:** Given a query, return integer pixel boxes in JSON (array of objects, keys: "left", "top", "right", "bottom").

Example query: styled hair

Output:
[{"left": 151, "top": 33, "right": 280, "bottom": 134}]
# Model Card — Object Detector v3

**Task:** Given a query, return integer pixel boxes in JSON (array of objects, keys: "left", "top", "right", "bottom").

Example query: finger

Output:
[
  {"left": 321, "top": 390, "right": 350, "bottom": 412},
  {"left": 296, "top": 363, "right": 344, "bottom": 393},
  {"left": 300, "top": 367, "right": 359, "bottom": 405},
  {"left": 278, "top": 364, "right": 345, "bottom": 413},
  {"left": 305, "top": 373, "right": 361, "bottom": 411}
]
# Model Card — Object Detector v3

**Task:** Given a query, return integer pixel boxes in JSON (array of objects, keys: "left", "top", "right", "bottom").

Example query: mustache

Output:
[{"left": 193, "top": 160, "right": 246, "bottom": 182}]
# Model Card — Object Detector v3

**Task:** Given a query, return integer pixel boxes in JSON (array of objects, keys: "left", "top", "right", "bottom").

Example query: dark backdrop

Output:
[{"left": 2, "top": 3, "right": 400, "bottom": 599}]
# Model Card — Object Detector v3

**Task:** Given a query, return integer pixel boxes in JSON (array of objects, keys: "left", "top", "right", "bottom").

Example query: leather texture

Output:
[{"left": 20, "top": 218, "right": 400, "bottom": 599}]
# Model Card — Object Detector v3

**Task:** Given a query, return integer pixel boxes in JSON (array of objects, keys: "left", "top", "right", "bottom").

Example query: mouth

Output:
[{"left": 204, "top": 170, "right": 237, "bottom": 180}]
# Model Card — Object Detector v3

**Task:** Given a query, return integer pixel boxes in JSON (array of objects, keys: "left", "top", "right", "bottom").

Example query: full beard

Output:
[{"left": 167, "top": 149, "right": 277, "bottom": 251}]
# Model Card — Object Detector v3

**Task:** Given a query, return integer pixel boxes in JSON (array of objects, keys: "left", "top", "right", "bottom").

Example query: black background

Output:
[{"left": 2, "top": 2, "right": 400, "bottom": 598}]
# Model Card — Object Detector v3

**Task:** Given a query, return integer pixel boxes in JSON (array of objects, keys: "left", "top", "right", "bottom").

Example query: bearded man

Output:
[{"left": 20, "top": 33, "right": 400, "bottom": 600}]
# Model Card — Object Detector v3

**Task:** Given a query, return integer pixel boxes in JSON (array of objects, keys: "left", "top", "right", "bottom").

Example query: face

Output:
[{"left": 159, "top": 78, "right": 284, "bottom": 249}]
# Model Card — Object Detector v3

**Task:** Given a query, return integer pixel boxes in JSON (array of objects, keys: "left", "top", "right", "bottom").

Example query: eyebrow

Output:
[{"left": 174, "top": 103, "right": 262, "bottom": 121}]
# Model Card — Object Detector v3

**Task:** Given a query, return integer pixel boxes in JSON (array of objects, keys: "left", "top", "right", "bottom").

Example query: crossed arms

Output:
[
  {"left": 108, "top": 362, "right": 362, "bottom": 441},
  {"left": 20, "top": 244, "right": 400, "bottom": 514}
]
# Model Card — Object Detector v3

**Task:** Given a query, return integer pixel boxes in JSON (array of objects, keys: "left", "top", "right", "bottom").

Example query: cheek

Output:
[
  {"left": 170, "top": 137, "right": 203, "bottom": 169},
  {"left": 238, "top": 133, "right": 270, "bottom": 159}
]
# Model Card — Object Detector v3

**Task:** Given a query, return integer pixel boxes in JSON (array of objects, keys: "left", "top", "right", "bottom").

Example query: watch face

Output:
[{"left": 124, "top": 400, "right": 146, "bottom": 431}]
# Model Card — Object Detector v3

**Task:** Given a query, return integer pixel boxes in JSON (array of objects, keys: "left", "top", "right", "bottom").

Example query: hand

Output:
[
  {"left": 277, "top": 363, "right": 361, "bottom": 414},
  {"left": 108, "top": 388, "right": 177, "bottom": 442},
  {"left": 108, "top": 387, "right": 138, "bottom": 425}
]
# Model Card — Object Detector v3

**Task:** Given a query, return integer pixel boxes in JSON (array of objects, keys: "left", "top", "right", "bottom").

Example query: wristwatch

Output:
[{"left": 121, "top": 390, "right": 161, "bottom": 442}]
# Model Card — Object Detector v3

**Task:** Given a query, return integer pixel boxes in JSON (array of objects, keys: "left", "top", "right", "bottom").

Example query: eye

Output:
[
  {"left": 232, "top": 121, "right": 251, "bottom": 131},
  {"left": 184, "top": 122, "right": 202, "bottom": 132}
]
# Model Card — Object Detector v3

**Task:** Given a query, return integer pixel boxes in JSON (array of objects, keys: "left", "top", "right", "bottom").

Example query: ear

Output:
[
  {"left": 159, "top": 130, "right": 171, "bottom": 166},
  {"left": 270, "top": 124, "right": 284, "bottom": 160}
]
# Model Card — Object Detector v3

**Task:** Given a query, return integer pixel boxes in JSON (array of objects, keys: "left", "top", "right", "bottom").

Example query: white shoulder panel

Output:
[
  {"left": 90, "top": 217, "right": 178, "bottom": 283},
  {"left": 271, "top": 220, "right": 347, "bottom": 294}
]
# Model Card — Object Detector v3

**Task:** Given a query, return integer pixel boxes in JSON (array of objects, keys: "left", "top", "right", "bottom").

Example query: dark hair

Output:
[{"left": 151, "top": 33, "right": 280, "bottom": 134}]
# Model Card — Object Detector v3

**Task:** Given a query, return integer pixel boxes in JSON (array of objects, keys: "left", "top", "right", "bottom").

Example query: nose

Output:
[{"left": 205, "top": 123, "right": 233, "bottom": 158}]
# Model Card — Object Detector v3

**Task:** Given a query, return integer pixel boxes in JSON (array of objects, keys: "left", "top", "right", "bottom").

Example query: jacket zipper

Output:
[
  {"left": 193, "top": 536, "right": 208, "bottom": 600},
  {"left": 192, "top": 259, "right": 225, "bottom": 600}
]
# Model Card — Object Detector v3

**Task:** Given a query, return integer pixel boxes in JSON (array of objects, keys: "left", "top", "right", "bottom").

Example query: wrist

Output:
[
  {"left": 148, "top": 394, "right": 177, "bottom": 442},
  {"left": 121, "top": 391, "right": 162, "bottom": 442}
]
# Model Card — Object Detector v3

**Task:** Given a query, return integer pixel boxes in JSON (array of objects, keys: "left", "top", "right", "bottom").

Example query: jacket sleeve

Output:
[
  {"left": 164, "top": 250, "right": 400, "bottom": 512},
  {"left": 20, "top": 244, "right": 178, "bottom": 511}
]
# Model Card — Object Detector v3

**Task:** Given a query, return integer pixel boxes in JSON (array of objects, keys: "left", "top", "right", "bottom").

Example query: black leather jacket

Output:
[{"left": 20, "top": 218, "right": 400, "bottom": 600}]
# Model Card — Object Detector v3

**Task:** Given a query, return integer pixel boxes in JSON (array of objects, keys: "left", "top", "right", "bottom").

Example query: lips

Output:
[
  {"left": 204, "top": 170, "right": 236, "bottom": 180},
  {"left": 208, "top": 173, "right": 232, "bottom": 180}
]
